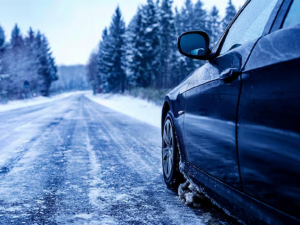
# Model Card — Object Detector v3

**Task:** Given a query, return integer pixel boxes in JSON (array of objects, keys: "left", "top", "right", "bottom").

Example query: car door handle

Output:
[
  {"left": 178, "top": 111, "right": 185, "bottom": 115},
  {"left": 219, "top": 68, "right": 241, "bottom": 83}
]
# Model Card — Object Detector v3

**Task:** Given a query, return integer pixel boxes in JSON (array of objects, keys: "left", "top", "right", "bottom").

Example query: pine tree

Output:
[
  {"left": 87, "top": 51, "right": 98, "bottom": 94},
  {"left": 172, "top": 6, "right": 187, "bottom": 85},
  {"left": 7, "top": 24, "right": 26, "bottom": 98},
  {"left": 37, "top": 35, "right": 51, "bottom": 96},
  {"left": 88, "top": 0, "right": 239, "bottom": 91},
  {"left": 125, "top": 1, "right": 160, "bottom": 88},
  {"left": 95, "top": 27, "right": 110, "bottom": 93},
  {"left": 48, "top": 52, "right": 58, "bottom": 82},
  {"left": 143, "top": 0, "right": 160, "bottom": 87},
  {"left": 11, "top": 24, "right": 24, "bottom": 49},
  {"left": 102, "top": 7, "right": 126, "bottom": 93},
  {"left": 124, "top": 14, "right": 138, "bottom": 86},
  {"left": 25, "top": 28, "right": 35, "bottom": 46},
  {"left": 126, "top": 8, "right": 146, "bottom": 87},
  {"left": 159, "top": 0, "right": 176, "bottom": 88},
  {"left": 222, "top": 0, "right": 237, "bottom": 32},
  {"left": 174, "top": 7, "right": 182, "bottom": 34},
  {"left": 0, "top": 25, "right": 5, "bottom": 49},
  {"left": 0, "top": 25, "right": 5, "bottom": 68},
  {"left": 23, "top": 28, "right": 39, "bottom": 93},
  {"left": 173, "top": 0, "right": 207, "bottom": 83},
  {"left": 35, "top": 33, "right": 57, "bottom": 96},
  {"left": 193, "top": 0, "right": 208, "bottom": 32},
  {"left": 181, "top": 0, "right": 194, "bottom": 32},
  {"left": 209, "top": 6, "right": 221, "bottom": 47},
  {"left": 0, "top": 25, "right": 57, "bottom": 99},
  {"left": 98, "top": 27, "right": 112, "bottom": 93},
  {"left": 0, "top": 25, "right": 6, "bottom": 96}
]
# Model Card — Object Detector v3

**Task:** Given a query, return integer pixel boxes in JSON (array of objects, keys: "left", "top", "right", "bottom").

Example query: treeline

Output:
[
  {"left": 0, "top": 24, "right": 57, "bottom": 102},
  {"left": 87, "top": 0, "right": 237, "bottom": 94},
  {"left": 50, "top": 65, "right": 89, "bottom": 94}
]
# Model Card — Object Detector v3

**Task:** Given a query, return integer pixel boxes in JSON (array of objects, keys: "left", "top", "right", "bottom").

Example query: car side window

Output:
[
  {"left": 220, "top": 0, "right": 278, "bottom": 55},
  {"left": 282, "top": 0, "right": 300, "bottom": 28}
]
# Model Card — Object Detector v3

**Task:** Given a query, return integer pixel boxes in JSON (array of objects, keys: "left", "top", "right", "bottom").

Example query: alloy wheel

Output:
[{"left": 162, "top": 119, "right": 174, "bottom": 179}]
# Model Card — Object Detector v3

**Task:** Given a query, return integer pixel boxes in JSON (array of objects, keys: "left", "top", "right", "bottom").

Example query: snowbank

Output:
[
  {"left": 0, "top": 91, "right": 88, "bottom": 113},
  {"left": 85, "top": 93, "right": 161, "bottom": 128}
]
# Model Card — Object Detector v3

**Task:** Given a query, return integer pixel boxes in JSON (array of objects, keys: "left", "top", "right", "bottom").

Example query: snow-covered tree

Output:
[
  {"left": 0, "top": 25, "right": 7, "bottom": 98},
  {"left": 39, "top": 36, "right": 57, "bottom": 96},
  {"left": 0, "top": 25, "right": 5, "bottom": 49},
  {"left": 181, "top": 0, "right": 194, "bottom": 32},
  {"left": 0, "top": 25, "right": 5, "bottom": 69},
  {"left": 126, "top": 8, "right": 146, "bottom": 87},
  {"left": 21, "top": 28, "right": 41, "bottom": 93},
  {"left": 0, "top": 24, "right": 57, "bottom": 100},
  {"left": 96, "top": 27, "right": 109, "bottom": 93},
  {"left": 87, "top": 52, "right": 98, "bottom": 94},
  {"left": 209, "top": 6, "right": 221, "bottom": 47},
  {"left": 11, "top": 24, "right": 24, "bottom": 49},
  {"left": 193, "top": 0, "right": 208, "bottom": 32},
  {"left": 101, "top": 7, "right": 126, "bottom": 93},
  {"left": 159, "top": 0, "right": 176, "bottom": 88},
  {"left": 222, "top": 0, "right": 237, "bottom": 32},
  {"left": 27, "top": 31, "right": 58, "bottom": 96},
  {"left": 125, "top": 0, "right": 161, "bottom": 88},
  {"left": 87, "top": 1, "right": 239, "bottom": 93},
  {"left": 142, "top": 0, "right": 160, "bottom": 87}
]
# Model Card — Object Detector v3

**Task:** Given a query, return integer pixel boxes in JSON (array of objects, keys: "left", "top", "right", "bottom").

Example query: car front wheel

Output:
[{"left": 162, "top": 113, "right": 183, "bottom": 189}]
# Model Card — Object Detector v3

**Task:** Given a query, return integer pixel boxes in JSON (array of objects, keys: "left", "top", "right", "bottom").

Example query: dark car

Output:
[{"left": 161, "top": 0, "right": 300, "bottom": 224}]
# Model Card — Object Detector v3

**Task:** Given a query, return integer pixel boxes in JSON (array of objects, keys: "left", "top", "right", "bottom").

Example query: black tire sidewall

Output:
[{"left": 162, "top": 112, "right": 179, "bottom": 188}]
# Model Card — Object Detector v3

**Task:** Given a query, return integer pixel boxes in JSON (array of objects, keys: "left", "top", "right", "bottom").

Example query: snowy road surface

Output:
[{"left": 0, "top": 94, "right": 238, "bottom": 225}]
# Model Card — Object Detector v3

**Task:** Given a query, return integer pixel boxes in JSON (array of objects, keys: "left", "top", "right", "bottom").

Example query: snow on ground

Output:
[
  {"left": 0, "top": 93, "right": 238, "bottom": 224},
  {"left": 1, "top": 91, "right": 162, "bottom": 128},
  {"left": 85, "top": 93, "right": 162, "bottom": 128},
  {"left": 0, "top": 91, "right": 89, "bottom": 113}
]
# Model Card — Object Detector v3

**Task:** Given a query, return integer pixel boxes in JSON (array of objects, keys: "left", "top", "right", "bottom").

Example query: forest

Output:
[
  {"left": 0, "top": 24, "right": 57, "bottom": 102},
  {"left": 50, "top": 65, "right": 89, "bottom": 94},
  {"left": 0, "top": 0, "right": 237, "bottom": 103},
  {"left": 87, "top": 0, "right": 237, "bottom": 94}
]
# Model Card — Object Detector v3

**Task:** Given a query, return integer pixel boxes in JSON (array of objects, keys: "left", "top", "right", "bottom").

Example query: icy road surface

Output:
[{"left": 0, "top": 94, "right": 237, "bottom": 225}]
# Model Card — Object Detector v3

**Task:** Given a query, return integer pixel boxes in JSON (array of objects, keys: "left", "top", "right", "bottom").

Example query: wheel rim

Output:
[{"left": 162, "top": 119, "right": 174, "bottom": 179}]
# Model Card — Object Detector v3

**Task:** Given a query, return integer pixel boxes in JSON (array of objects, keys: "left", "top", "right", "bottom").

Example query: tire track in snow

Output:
[
  {"left": 82, "top": 96, "right": 206, "bottom": 225},
  {"left": 0, "top": 94, "right": 237, "bottom": 225}
]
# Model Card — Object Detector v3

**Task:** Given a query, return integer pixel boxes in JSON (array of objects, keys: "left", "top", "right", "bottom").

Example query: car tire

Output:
[{"left": 162, "top": 112, "right": 184, "bottom": 190}]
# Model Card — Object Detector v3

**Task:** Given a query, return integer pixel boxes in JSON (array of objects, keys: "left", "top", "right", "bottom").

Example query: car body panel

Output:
[
  {"left": 162, "top": 0, "right": 300, "bottom": 223},
  {"left": 183, "top": 39, "right": 258, "bottom": 189},
  {"left": 238, "top": 23, "right": 300, "bottom": 218}
]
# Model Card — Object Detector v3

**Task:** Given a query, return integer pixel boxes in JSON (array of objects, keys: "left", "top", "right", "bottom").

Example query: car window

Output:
[
  {"left": 282, "top": 1, "right": 300, "bottom": 28},
  {"left": 220, "top": 0, "right": 278, "bottom": 55}
]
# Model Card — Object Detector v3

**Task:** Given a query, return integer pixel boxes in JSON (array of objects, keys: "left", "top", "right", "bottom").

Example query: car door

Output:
[
  {"left": 238, "top": 0, "right": 300, "bottom": 218},
  {"left": 183, "top": 0, "right": 280, "bottom": 189}
]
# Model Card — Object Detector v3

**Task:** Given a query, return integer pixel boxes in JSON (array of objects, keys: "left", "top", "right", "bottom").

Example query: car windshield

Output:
[{"left": 220, "top": 0, "right": 278, "bottom": 54}]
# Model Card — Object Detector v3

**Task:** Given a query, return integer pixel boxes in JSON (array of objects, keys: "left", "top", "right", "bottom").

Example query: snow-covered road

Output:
[{"left": 0, "top": 94, "right": 237, "bottom": 224}]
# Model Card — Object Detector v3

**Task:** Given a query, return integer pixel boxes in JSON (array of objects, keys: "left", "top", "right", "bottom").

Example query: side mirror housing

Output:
[{"left": 177, "top": 31, "right": 214, "bottom": 60}]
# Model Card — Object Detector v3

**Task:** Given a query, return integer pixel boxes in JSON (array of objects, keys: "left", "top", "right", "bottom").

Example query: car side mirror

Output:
[{"left": 177, "top": 31, "right": 213, "bottom": 60}]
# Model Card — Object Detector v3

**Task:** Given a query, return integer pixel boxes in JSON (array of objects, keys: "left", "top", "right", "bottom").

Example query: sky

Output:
[{"left": 0, "top": 0, "right": 245, "bottom": 66}]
